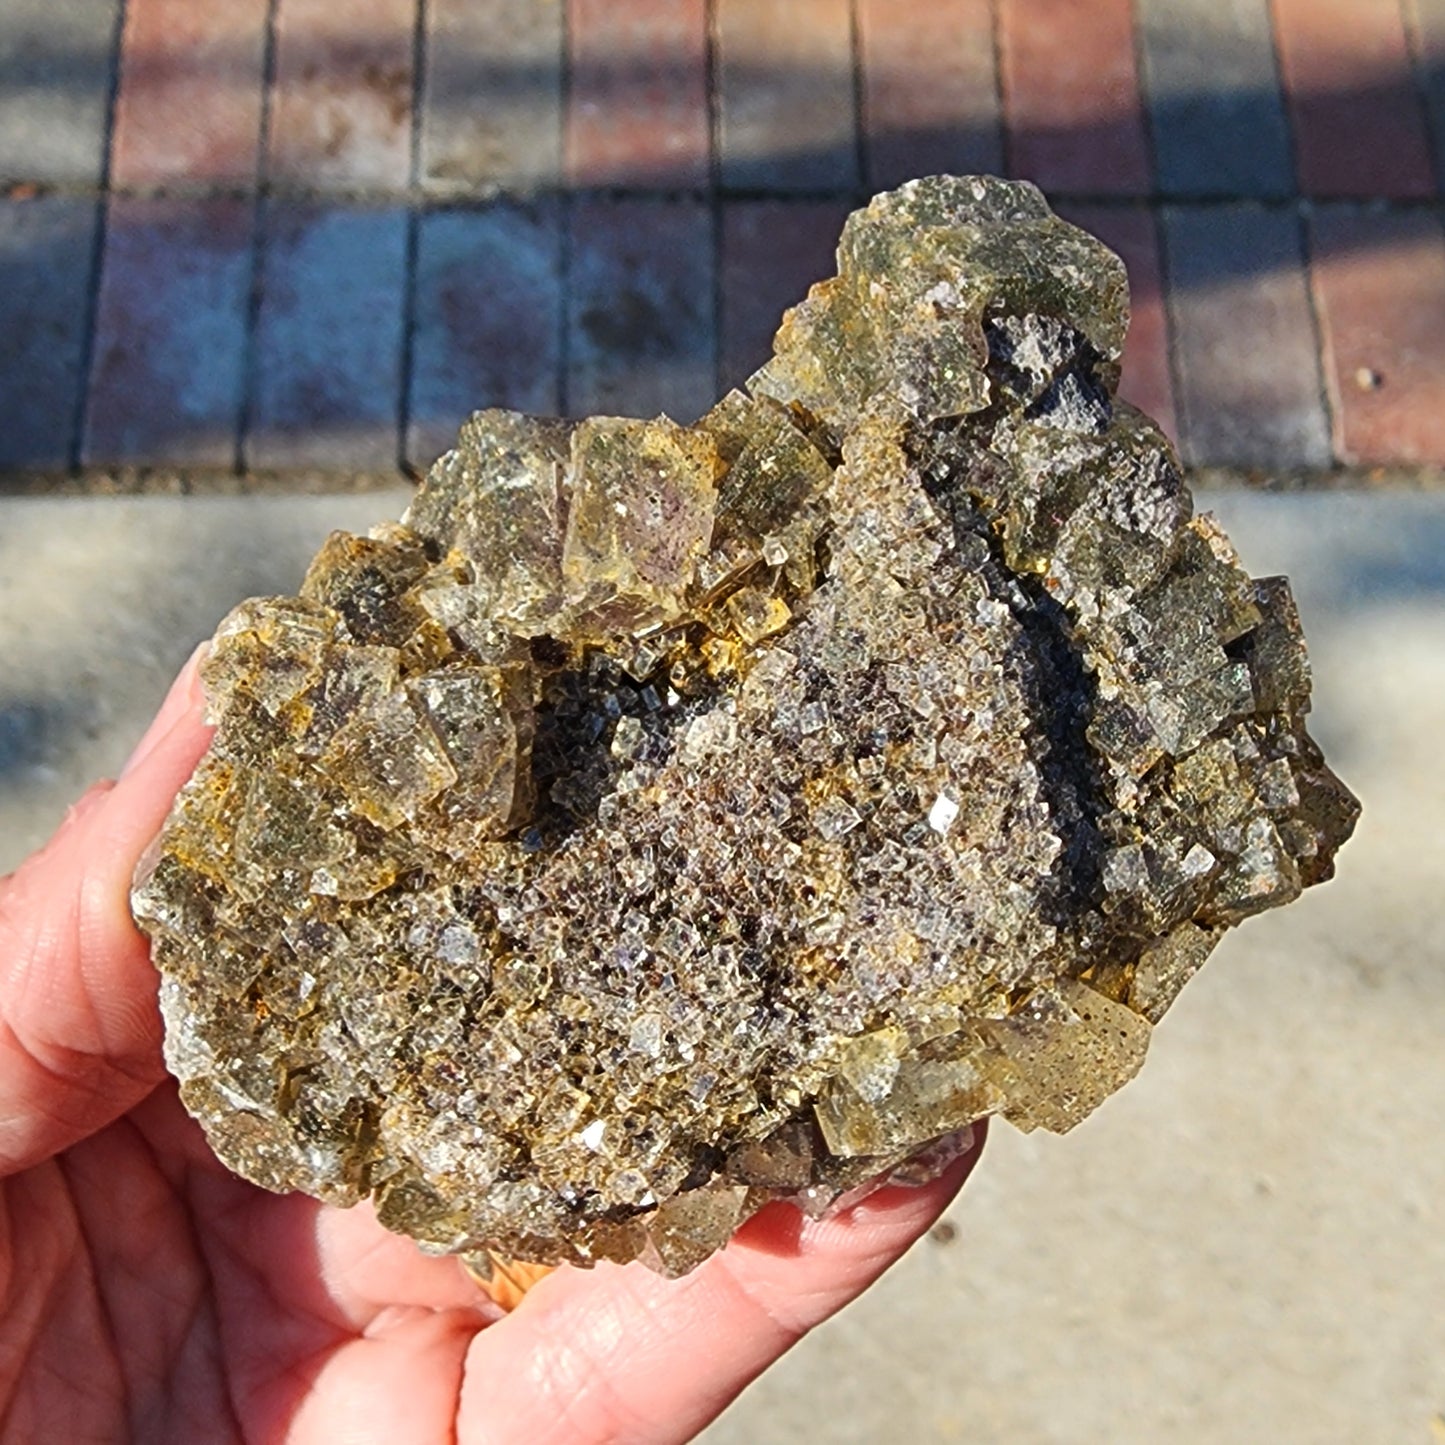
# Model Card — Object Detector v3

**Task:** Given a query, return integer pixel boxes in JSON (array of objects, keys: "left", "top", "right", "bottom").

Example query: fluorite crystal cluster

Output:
[{"left": 133, "top": 177, "right": 1358, "bottom": 1277}]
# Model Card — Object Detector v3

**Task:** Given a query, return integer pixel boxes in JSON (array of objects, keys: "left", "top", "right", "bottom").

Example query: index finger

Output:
[{"left": 0, "top": 646, "right": 212, "bottom": 1175}]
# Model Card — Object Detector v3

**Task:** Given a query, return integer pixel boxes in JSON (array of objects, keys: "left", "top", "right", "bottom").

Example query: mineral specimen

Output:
[{"left": 132, "top": 176, "right": 1358, "bottom": 1277}]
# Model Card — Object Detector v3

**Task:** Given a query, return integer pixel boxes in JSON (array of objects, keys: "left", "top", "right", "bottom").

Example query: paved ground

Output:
[
  {"left": 1, "top": 487, "right": 1441, "bottom": 1443},
  {"left": 1, "top": 0, "right": 1445, "bottom": 484}
]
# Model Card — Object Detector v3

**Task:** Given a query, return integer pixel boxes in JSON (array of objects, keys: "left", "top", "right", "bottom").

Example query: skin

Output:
[{"left": 0, "top": 651, "right": 983, "bottom": 1444}]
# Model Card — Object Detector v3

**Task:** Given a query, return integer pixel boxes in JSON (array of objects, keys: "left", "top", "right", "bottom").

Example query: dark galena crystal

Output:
[{"left": 132, "top": 177, "right": 1359, "bottom": 1276}]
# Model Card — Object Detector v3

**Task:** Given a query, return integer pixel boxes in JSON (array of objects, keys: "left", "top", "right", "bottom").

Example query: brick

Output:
[
  {"left": 719, "top": 198, "right": 850, "bottom": 393},
  {"left": 247, "top": 205, "right": 408, "bottom": 470},
  {"left": 566, "top": 0, "right": 708, "bottom": 189},
  {"left": 83, "top": 199, "right": 252, "bottom": 468},
  {"left": 0, "top": 0, "right": 119, "bottom": 186},
  {"left": 1309, "top": 207, "right": 1445, "bottom": 464},
  {"left": 856, "top": 0, "right": 1001, "bottom": 192},
  {"left": 716, "top": 0, "right": 857, "bottom": 192},
  {"left": 110, "top": 0, "right": 269, "bottom": 189},
  {"left": 1056, "top": 204, "right": 1177, "bottom": 443},
  {"left": 0, "top": 198, "right": 99, "bottom": 470},
  {"left": 408, "top": 203, "right": 562, "bottom": 471},
  {"left": 1136, "top": 0, "right": 1294, "bottom": 198},
  {"left": 1163, "top": 205, "right": 1330, "bottom": 468},
  {"left": 267, "top": 0, "right": 414, "bottom": 191},
  {"left": 999, "top": 0, "right": 1149, "bottom": 196},
  {"left": 566, "top": 197, "right": 713, "bottom": 422},
  {"left": 0, "top": 0, "right": 121, "bottom": 186},
  {"left": 1273, "top": 0, "right": 1433, "bottom": 200},
  {"left": 1401, "top": 0, "right": 1445, "bottom": 194},
  {"left": 421, "top": 0, "right": 563, "bottom": 193}
]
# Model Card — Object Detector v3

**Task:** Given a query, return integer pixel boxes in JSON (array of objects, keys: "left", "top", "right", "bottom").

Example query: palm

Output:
[
  {"left": 0, "top": 657, "right": 982, "bottom": 1444},
  {"left": 4, "top": 1081, "right": 493, "bottom": 1444},
  {"left": 4, "top": 1082, "right": 980, "bottom": 1445}
]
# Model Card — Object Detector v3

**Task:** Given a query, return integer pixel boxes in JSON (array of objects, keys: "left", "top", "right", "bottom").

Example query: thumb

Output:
[
  {"left": 458, "top": 1136, "right": 985, "bottom": 1445},
  {"left": 0, "top": 647, "right": 212, "bottom": 1175}
]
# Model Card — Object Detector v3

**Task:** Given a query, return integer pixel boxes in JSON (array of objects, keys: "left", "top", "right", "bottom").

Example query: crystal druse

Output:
[{"left": 133, "top": 177, "right": 1358, "bottom": 1277}]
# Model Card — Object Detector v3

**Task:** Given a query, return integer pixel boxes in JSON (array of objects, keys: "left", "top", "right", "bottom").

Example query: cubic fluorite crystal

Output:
[{"left": 132, "top": 177, "right": 1358, "bottom": 1277}]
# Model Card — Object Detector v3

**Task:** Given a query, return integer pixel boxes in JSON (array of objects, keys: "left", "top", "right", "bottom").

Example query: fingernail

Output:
[
  {"left": 184, "top": 639, "right": 211, "bottom": 708},
  {"left": 120, "top": 641, "right": 210, "bottom": 780}
]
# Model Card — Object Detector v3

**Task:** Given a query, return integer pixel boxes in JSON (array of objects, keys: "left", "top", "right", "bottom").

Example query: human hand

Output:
[{"left": 0, "top": 649, "right": 984, "bottom": 1444}]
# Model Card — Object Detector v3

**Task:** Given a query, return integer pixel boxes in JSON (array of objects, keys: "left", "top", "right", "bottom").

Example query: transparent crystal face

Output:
[{"left": 133, "top": 177, "right": 1358, "bottom": 1276}]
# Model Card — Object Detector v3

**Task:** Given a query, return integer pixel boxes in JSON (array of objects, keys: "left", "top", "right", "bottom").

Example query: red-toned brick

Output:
[
  {"left": 1, "top": 0, "right": 121, "bottom": 188},
  {"left": 719, "top": 198, "right": 850, "bottom": 393},
  {"left": 247, "top": 205, "right": 408, "bottom": 470},
  {"left": 408, "top": 203, "right": 562, "bottom": 471},
  {"left": 110, "top": 0, "right": 269, "bottom": 188},
  {"left": 1309, "top": 207, "right": 1445, "bottom": 464},
  {"left": 715, "top": 0, "right": 857, "bottom": 191},
  {"left": 998, "top": 0, "right": 1149, "bottom": 196},
  {"left": 267, "top": 0, "right": 415, "bottom": 190},
  {"left": 421, "top": 0, "right": 563, "bottom": 193},
  {"left": 566, "top": 197, "right": 713, "bottom": 422},
  {"left": 84, "top": 198, "right": 253, "bottom": 468},
  {"left": 856, "top": 0, "right": 1001, "bottom": 191},
  {"left": 1272, "top": 0, "right": 1434, "bottom": 199},
  {"left": 566, "top": 0, "right": 708, "bottom": 189},
  {"left": 1057, "top": 204, "right": 1177, "bottom": 444}
]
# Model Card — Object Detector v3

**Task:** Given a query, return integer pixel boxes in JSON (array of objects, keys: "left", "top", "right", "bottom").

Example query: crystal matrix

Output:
[{"left": 133, "top": 177, "right": 1358, "bottom": 1276}]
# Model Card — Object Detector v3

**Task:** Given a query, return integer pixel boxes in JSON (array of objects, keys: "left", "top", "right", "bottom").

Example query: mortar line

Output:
[
  {"left": 1124, "top": 1, "right": 1181, "bottom": 454},
  {"left": 398, "top": 0, "right": 430, "bottom": 477},
  {"left": 1399, "top": 0, "right": 1445, "bottom": 194},
  {"left": 706, "top": 0, "right": 725, "bottom": 400},
  {"left": 11, "top": 176, "right": 1445, "bottom": 212},
  {"left": 71, "top": 0, "right": 130, "bottom": 474},
  {"left": 848, "top": 0, "right": 869, "bottom": 193},
  {"left": 557, "top": 0, "right": 574, "bottom": 416},
  {"left": 237, "top": 0, "right": 284, "bottom": 475},
  {"left": 1263, "top": 0, "right": 1338, "bottom": 463},
  {"left": 988, "top": 0, "right": 1010, "bottom": 177}
]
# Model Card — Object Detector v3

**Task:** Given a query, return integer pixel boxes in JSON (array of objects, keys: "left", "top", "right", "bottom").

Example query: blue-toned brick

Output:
[
  {"left": 1164, "top": 204, "right": 1330, "bottom": 468},
  {"left": 0, "top": 198, "right": 100, "bottom": 471},
  {"left": 566, "top": 196, "right": 714, "bottom": 423},
  {"left": 1136, "top": 0, "right": 1295, "bottom": 198},
  {"left": 408, "top": 203, "right": 562, "bottom": 471},
  {"left": 719, "top": 198, "right": 850, "bottom": 393},
  {"left": 84, "top": 199, "right": 253, "bottom": 468},
  {"left": 248, "top": 205, "right": 409, "bottom": 471}
]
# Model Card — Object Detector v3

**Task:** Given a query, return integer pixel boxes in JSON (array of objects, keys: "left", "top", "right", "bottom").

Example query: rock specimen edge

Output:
[{"left": 132, "top": 176, "right": 1360, "bottom": 1278}]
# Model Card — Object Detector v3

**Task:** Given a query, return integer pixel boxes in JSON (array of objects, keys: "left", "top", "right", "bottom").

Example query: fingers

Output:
[
  {"left": 457, "top": 1131, "right": 984, "bottom": 1445},
  {"left": 0, "top": 646, "right": 213, "bottom": 1176}
]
